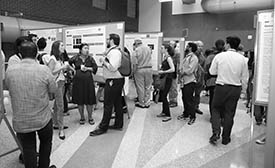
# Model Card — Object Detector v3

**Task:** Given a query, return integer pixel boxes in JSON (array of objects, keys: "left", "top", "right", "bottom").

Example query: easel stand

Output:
[{"left": 0, "top": 107, "right": 23, "bottom": 158}]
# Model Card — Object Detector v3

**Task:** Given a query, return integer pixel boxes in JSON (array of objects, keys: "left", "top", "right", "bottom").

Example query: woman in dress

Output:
[
  {"left": 156, "top": 44, "right": 175, "bottom": 122},
  {"left": 69, "top": 43, "right": 98, "bottom": 125}
]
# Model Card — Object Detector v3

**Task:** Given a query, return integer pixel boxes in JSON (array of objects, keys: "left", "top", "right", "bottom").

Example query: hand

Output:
[
  {"left": 81, "top": 66, "right": 87, "bottom": 72},
  {"left": 62, "top": 64, "right": 69, "bottom": 70},
  {"left": 158, "top": 70, "right": 164, "bottom": 74},
  {"left": 99, "top": 57, "right": 104, "bottom": 63}
]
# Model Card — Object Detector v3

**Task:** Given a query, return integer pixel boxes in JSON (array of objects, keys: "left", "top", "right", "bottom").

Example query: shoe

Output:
[
  {"left": 256, "top": 138, "right": 266, "bottom": 145},
  {"left": 162, "top": 117, "right": 172, "bottom": 122},
  {"left": 53, "top": 126, "right": 68, "bottom": 130},
  {"left": 169, "top": 102, "right": 178, "bottom": 108},
  {"left": 145, "top": 105, "right": 150, "bottom": 108},
  {"left": 89, "top": 129, "right": 107, "bottom": 136},
  {"left": 49, "top": 165, "right": 57, "bottom": 168},
  {"left": 177, "top": 114, "right": 188, "bottom": 121},
  {"left": 79, "top": 119, "right": 85, "bottom": 125},
  {"left": 109, "top": 125, "right": 123, "bottom": 131},
  {"left": 195, "top": 109, "right": 203, "bottom": 115},
  {"left": 88, "top": 118, "right": 95, "bottom": 125},
  {"left": 188, "top": 118, "right": 196, "bottom": 125},
  {"left": 157, "top": 113, "right": 166, "bottom": 117},
  {"left": 209, "top": 134, "right": 220, "bottom": 145},
  {"left": 222, "top": 138, "right": 231, "bottom": 145},
  {"left": 59, "top": 131, "right": 65, "bottom": 140}
]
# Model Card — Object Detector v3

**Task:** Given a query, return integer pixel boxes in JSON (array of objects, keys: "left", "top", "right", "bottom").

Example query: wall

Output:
[
  {"left": 161, "top": 3, "right": 257, "bottom": 51},
  {"left": 139, "top": 0, "right": 161, "bottom": 32},
  {"left": 0, "top": 0, "right": 138, "bottom": 32}
]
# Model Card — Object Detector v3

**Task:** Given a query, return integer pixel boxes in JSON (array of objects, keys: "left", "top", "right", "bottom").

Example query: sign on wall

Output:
[{"left": 254, "top": 10, "right": 274, "bottom": 105}]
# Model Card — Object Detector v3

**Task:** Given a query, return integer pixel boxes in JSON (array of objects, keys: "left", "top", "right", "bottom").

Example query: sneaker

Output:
[
  {"left": 49, "top": 165, "right": 57, "bottom": 168},
  {"left": 177, "top": 114, "right": 188, "bottom": 121},
  {"left": 162, "top": 117, "right": 172, "bottom": 122},
  {"left": 256, "top": 137, "right": 266, "bottom": 145},
  {"left": 209, "top": 134, "right": 220, "bottom": 145},
  {"left": 188, "top": 118, "right": 196, "bottom": 125},
  {"left": 169, "top": 102, "right": 178, "bottom": 108}
]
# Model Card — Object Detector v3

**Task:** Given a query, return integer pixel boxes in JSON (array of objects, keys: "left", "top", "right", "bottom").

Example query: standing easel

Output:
[{"left": 0, "top": 25, "right": 23, "bottom": 158}]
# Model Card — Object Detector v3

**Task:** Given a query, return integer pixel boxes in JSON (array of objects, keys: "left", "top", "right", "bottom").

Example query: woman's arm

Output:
[{"left": 48, "top": 59, "right": 67, "bottom": 75}]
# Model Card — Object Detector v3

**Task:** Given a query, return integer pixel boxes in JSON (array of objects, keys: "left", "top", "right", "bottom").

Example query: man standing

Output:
[
  {"left": 209, "top": 36, "right": 248, "bottom": 145},
  {"left": 90, "top": 33, "right": 125, "bottom": 136},
  {"left": 194, "top": 41, "right": 206, "bottom": 115},
  {"left": 177, "top": 42, "right": 199, "bottom": 125},
  {"left": 168, "top": 40, "right": 180, "bottom": 108},
  {"left": 132, "top": 38, "right": 152, "bottom": 108},
  {"left": 5, "top": 41, "right": 57, "bottom": 168}
]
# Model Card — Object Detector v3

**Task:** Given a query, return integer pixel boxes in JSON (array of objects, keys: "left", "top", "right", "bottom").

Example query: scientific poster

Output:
[
  {"left": 125, "top": 33, "right": 163, "bottom": 72},
  {"left": 254, "top": 10, "right": 274, "bottom": 104},
  {"left": 65, "top": 26, "right": 106, "bottom": 66}
]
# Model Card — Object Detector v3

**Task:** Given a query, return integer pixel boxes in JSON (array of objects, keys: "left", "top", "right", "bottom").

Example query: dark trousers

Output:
[
  {"left": 208, "top": 86, "right": 215, "bottom": 116},
  {"left": 194, "top": 82, "right": 204, "bottom": 109},
  {"left": 182, "top": 82, "right": 196, "bottom": 119},
  {"left": 160, "top": 77, "right": 173, "bottom": 117},
  {"left": 63, "top": 83, "right": 70, "bottom": 112},
  {"left": 17, "top": 120, "right": 53, "bottom": 168},
  {"left": 211, "top": 84, "right": 241, "bottom": 140},
  {"left": 99, "top": 78, "right": 125, "bottom": 130}
]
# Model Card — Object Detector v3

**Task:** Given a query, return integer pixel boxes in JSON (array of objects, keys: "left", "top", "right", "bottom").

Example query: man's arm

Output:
[
  {"left": 103, "top": 49, "right": 121, "bottom": 72},
  {"left": 209, "top": 55, "right": 218, "bottom": 75},
  {"left": 183, "top": 55, "right": 198, "bottom": 75}
]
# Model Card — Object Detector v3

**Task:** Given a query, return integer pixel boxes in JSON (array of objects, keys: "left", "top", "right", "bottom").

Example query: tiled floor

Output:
[{"left": 0, "top": 92, "right": 265, "bottom": 168}]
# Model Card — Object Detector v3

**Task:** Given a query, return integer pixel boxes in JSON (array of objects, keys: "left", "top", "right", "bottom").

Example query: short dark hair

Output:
[
  {"left": 163, "top": 44, "right": 175, "bottom": 57},
  {"left": 215, "top": 39, "right": 225, "bottom": 52},
  {"left": 188, "top": 42, "right": 198, "bottom": 53},
  {"left": 37, "top": 37, "right": 47, "bottom": 50},
  {"left": 19, "top": 41, "right": 37, "bottom": 59},
  {"left": 79, "top": 43, "right": 89, "bottom": 53},
  {"left": 226, "top": 36, "right": 241, "bottom": 50},
  {"left": 109, "top": 33, "right": 120, "bottom": 46},
  {"left": 14, "top": 36, "right": 29, "bottom": 54}
]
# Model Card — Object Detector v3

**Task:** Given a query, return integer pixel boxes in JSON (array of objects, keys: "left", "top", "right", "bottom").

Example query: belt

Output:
[
  {"left": 137, "top": 66, "right": 152, "bottom": 69},
  {"left": 217, "top": 84, "right": 241, "bottom": 87}
]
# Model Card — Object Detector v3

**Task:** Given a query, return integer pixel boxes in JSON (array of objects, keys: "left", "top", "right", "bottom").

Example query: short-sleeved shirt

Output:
[
  {"left": 5, "top": 59, "right": 57, "bottom": 133},
  {"left": 43, "top": 55, "right": 65, "bottom": 82}
]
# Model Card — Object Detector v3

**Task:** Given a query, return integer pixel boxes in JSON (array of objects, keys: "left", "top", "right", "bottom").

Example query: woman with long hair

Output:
[
  {"left": 45, "top": 40, "right": 72, "bottom": 140},
  {"left": 69, "top": 43, "right": 98, "bottom": 125},
  {"left": 156, "top": 44, "right": 175, "bottom": 122}
]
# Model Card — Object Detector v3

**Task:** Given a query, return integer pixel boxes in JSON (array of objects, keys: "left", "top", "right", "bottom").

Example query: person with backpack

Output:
[
  {"left": 36, "top": 37, "right": 48, "bottom": 64},
  {"left": 90, "top": 33, "right": 125, "bottom": 136},
  {"left": 177, "top": 42, "right": 199, "bottom": 125},
  {"left": 132, "top": 38, "right": 153, "bottom": 108}
]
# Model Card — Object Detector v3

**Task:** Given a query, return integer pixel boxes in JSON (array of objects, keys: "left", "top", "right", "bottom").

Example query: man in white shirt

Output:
[
  {"left": 209, "top": 36, "right": 248, "bottom": 145},
  {"left": 90, "top": 33, "right": 125, "bottom": 136}
]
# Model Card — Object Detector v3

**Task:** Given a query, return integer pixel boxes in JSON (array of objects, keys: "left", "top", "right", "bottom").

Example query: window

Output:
[{"left": 92, "top": 0, "right": 107, "bottom": 10}]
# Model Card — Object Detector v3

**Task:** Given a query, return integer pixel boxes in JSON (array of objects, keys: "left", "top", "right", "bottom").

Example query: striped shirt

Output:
[{"left": 5, "top": 59, "right": 57, "bottom": 133}]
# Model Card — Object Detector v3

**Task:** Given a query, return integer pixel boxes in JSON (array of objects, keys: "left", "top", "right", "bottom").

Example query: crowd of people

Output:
[{"left": 2, "top": 33, "right": 259, "bottom": 168}]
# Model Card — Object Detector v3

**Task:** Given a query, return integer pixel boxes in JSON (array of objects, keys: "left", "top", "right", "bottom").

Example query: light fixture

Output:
[{"left": 159, "top": 0, "right": 173, "bottom": 2}]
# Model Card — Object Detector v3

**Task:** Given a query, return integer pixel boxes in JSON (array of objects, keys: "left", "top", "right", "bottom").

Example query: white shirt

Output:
[
  {"left": 103, "top": 46, "right": 122, "bottom": 79},
  {"left": 210, "top": 49, "right": 248, "bottom": 88}
]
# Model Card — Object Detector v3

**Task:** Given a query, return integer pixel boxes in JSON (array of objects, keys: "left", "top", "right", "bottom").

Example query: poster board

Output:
[
  {"left": 0, "top": 22, "right": 3, "bottom": 123},
  {"left": 163, "top": 37, "right": 185, "bottom": 72},
  {"left": 63, "top": 22, "right": 125, "bottom": 81},
  {"left": 253, "top": 10, "right": 274, "bottom": 105},
  {"left": 125, "top": 32, "right": 163, "bottom": 72},
  {"left": 22, "top": 27, "right": 64, "bottom": 54}
]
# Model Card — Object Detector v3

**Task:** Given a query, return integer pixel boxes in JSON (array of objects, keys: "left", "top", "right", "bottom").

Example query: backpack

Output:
[
  {"left": 37, "top": 53, "right": 47, "bottom": 65},
  {"left": 117, "top": 48, "right": 132, "bottom": 77},
  {"left": 188, "top": 54, "right": 205, "bottom": 85}
]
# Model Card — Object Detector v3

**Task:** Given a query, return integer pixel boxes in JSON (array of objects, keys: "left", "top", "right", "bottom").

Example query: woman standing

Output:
[
  {"left": 45, "top": 40, "right": 72, "bottom": 140},
  {"left": 156, "top": 44, "right": 175, "bottom": 122},
  {"left": 69, "top": 43, "right": 98, "bottom": 125}
]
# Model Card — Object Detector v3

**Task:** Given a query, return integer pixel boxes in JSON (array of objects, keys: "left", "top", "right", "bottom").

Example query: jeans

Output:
[
  {"left": 17, "top": 120, "right": 53, "bottom": 168},
  {"left": 53, "top": 81, "right": 65, "bottom": 129},
  {"left": 160, "top": 77, "right": 173, "bottom": 117}
]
